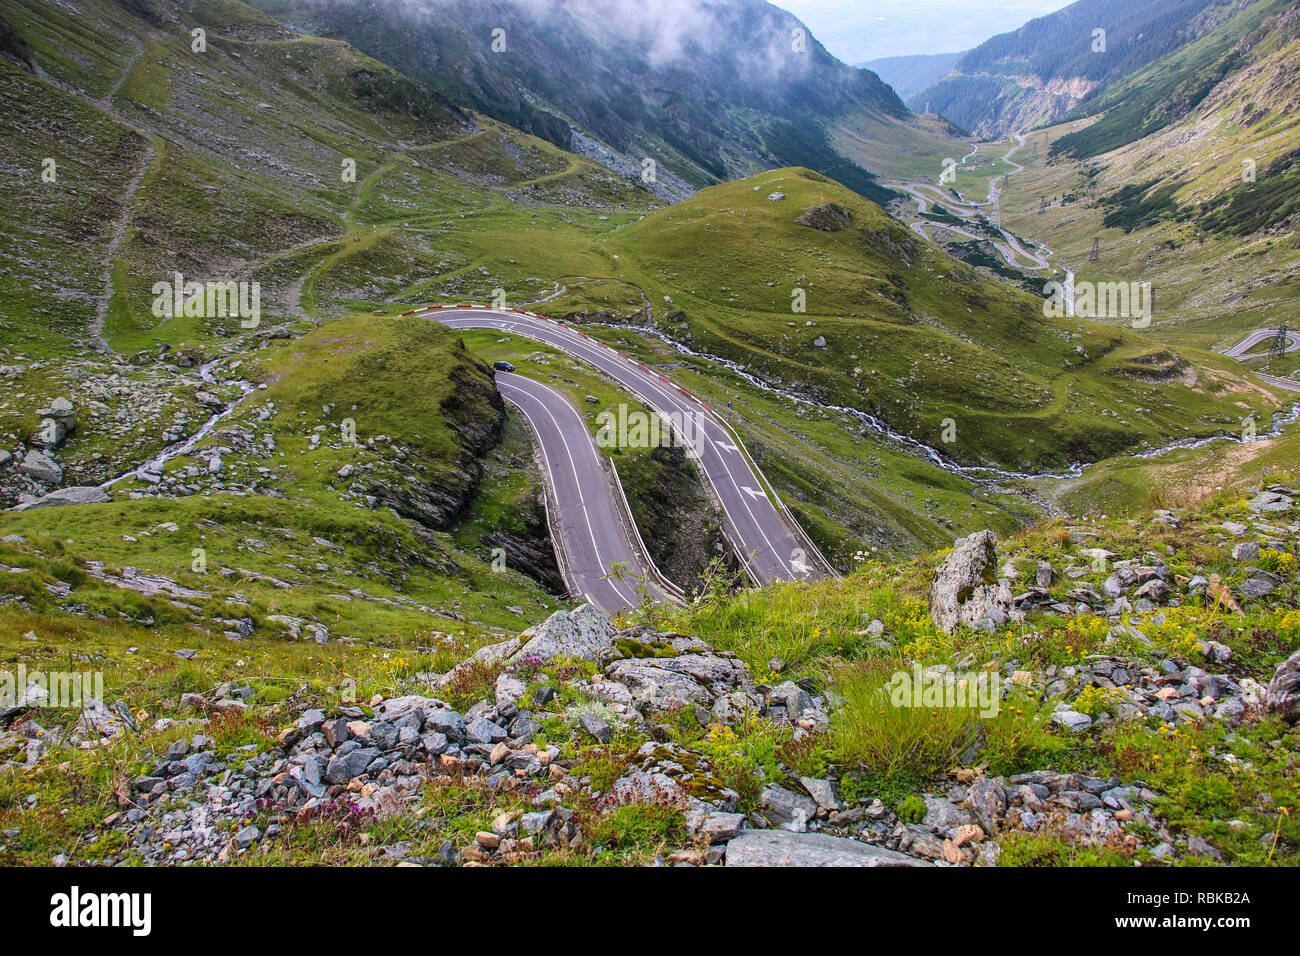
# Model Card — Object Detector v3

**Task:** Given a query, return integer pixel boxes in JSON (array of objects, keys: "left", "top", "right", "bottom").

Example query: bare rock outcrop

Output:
[
  {"left": 795, "top": 203, "right": 852, "bottom": 232},
  {"left": 1267, "top": 649, "right": 1300, "bottom": 722},
  {"left": 929, "top": 530, "right": 1013, "bottom": 633}
]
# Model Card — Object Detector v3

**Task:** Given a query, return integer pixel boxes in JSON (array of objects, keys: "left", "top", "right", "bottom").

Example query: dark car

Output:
[{"left": 493, "top": 360, "right": 516, "bottom": 372}]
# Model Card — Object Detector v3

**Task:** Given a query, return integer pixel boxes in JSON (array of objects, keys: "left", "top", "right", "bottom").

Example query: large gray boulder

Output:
[
  {"left": 795, "top": 203, "right": 852, "bottom": 232},
  {"left": 17, "top": 449, "right": 62, "bottom": 484},
  {"left": 432, "top": 636, "right": 520, "bottom": 689},
  {"left": 725, "top": 829, "right": 930, "bottom": 867},
  {"left": 510, "top": 603, "right": 620, "bottom": 666},
  {"left": 604, "top": 639, "right": 759, "bottom": 712},
  {"left": 35, "top": 398, "right": 75, "bottom": 449},
  {"left": 324, "top": 747, "right": 381, "bottom": 785},
  {"left": 1266, "top": 650, "right": 1300, "bottom": 722},
  {"left": 757, "top": 784, "right": 817, "bottom": 830},
  {"left": 13, "top": 486, "right": 110, "bottom": 511},
  {"left": 930, "top": 530, "right": 1011, "bottom": 633},
  {"left": 45, "top": 397, "right": 75, "bottom": 423},
  {"left": 372, "top": 695, "right": 448, "bottom": 731}
]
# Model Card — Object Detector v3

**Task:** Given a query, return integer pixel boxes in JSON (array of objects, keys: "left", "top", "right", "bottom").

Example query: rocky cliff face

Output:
[
  {"left": 624, "top": 443, "right": 729, "bottom": 595},
  {"left": 480, "top": 494, "right": 566, "bottom": 595},
  {"left": 0, "top": 14, "right": 34, "bottom": 72},
  {"left": 920, "top": 78, "right": 1091, "bottom": 140},
  {"left": 252, "top": 0, "right": 905, "bottom": 199},
  {"left": 364, "top": 355, "right": 507, "bottom": 532},
  {"left": 911, "top": 0, "right": 1227, "bottom": 136}
]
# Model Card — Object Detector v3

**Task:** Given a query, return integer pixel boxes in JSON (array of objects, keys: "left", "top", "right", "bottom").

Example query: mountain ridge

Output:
[
  {"left": 250, "top": 0, "right": 953, "bottom": 201},
  {"left": 861, "top": 52, "right": 963, "bottom": 102},
  {"left": 912, "top": 0, "right": 1236, "bottom": 137}
]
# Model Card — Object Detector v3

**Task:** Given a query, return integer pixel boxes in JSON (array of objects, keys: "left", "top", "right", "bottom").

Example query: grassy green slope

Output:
[
  {"left": 4, "top": 475, "right": 1300, "bottom": 865},
  {"left": 598, "top": 167, "right": 1282, "bottom": 472},
  {"left": 4, "top": 0, "right": 1288, "bottom": 592},
  {"left": 664, "top": 486, "right": 1300, "bottom": 865},
  {"left": 999, "top": 0, "right": 1300, "bottom": 353},
  {"left": 250, "top": 0, "right": 945, "bottom": 204},
  {"left": 0, "top": 0, "right": 654, "bottom": 355},
  {"left": 0, "top": 317, "right": 561, "bottom": 649},
  {"left": 1052, "top": 0, "right": 1298, "bottom": 160}
]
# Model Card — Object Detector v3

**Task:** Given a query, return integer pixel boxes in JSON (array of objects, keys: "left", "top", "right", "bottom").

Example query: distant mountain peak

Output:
[
  {"left": 912, "top": 0, "right": 1229, "bottom": 137},
  {"left": 252, "top": 0, "right": 914, "bottom": 200}
]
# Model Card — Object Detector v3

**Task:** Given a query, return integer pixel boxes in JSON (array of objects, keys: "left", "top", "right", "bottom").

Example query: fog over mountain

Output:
[
  {"left": 2, "top": 0, "right": 1299, "bottom": 882},
  {"left": 775, "top": 0, "right": 1074, "bottom": 62},
  {"left": 254, "top": 0, "right": 926, "bottom": 200}
]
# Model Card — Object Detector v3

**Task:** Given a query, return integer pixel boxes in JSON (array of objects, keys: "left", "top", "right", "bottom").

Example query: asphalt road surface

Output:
[
  {"left": 415, "top": 307, "right": 830, "bottom": 586},
  {"left": 495, "top": 371, "right": 673, "bottom": 614},
  {"left": 1221, "top": 330, "right": 1300, "bottom": 392},
  {"left": 1253, "top": 372, "right": 1300, "bottom": 393},
  {"left": 1224, "top": 328, "right": 1300, "bottom": 358},
  {"left": 883, "top": 135, "right": 1053, "bottom": 274}
]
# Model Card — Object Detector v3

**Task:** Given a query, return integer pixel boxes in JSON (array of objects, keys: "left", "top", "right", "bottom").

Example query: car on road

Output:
[{"left": 493, "top": 360, "right": 516, "bottom": 372}]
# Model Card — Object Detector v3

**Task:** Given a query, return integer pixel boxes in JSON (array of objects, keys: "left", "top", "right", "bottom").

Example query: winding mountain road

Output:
[
  {"left": 407, "top": 306, "right": 832, "bottom": 593},
  {"left": 896, "top": 153, "right": 1300, "bottom": 396},
  {"left": 1224, "top": 328, "right": 1300, "bottom": 359},
  {"left": 1220, "top": 329, "right": 1300, "bottom": 393},
  {"left": 883, "top": 134, "right": 1070, "bottom": 303},
  {"left": 495, "top": 372, "right": 676, "bottom": 614},
  {"left": 1255, "top": 373, "right": 1300, "bottom": 393},
  {"left": 904, "top": 215, "right": 1050, "bottom": 271}
]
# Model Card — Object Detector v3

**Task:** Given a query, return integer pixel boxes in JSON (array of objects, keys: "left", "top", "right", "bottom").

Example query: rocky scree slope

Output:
[
  {"left": 4, "top": 485, "right": 1300, "bottom": 866},
  {"left": 252, "top": 0, "right": 926, "bottom": 202}
]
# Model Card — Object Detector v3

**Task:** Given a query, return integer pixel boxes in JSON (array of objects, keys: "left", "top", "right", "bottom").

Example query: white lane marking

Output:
[
  {"left": 505, "top": 379, "right": 645, "bottom": 609},
  {"left": 499, "top": 375, "right": 646, "bottom": 609},
  {"left": 537, "top": 326, "right": 795, "bottom": 577},
  {"left": 538, "top": 327, "right": 795, "bottom": 578},
  {"left": 457, "top": 314, "right": 799, "bottom": 578},
  {"left": 439, "top": 313, "right": 799, "bottom": 579},
  {"left": 741, "top": 486, "right": 766, "bottom": 500},
  {"left": 504, "top": 385, "right": 641, "bottom": 611},
  {"left": 1256, "top": 373, "right": 1300, "bottom": 392}
]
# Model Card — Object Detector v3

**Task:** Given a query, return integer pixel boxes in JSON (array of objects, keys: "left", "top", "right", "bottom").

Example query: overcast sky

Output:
[{"left": 777, "top": 0, "right": 1076, "bottom": 63}]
